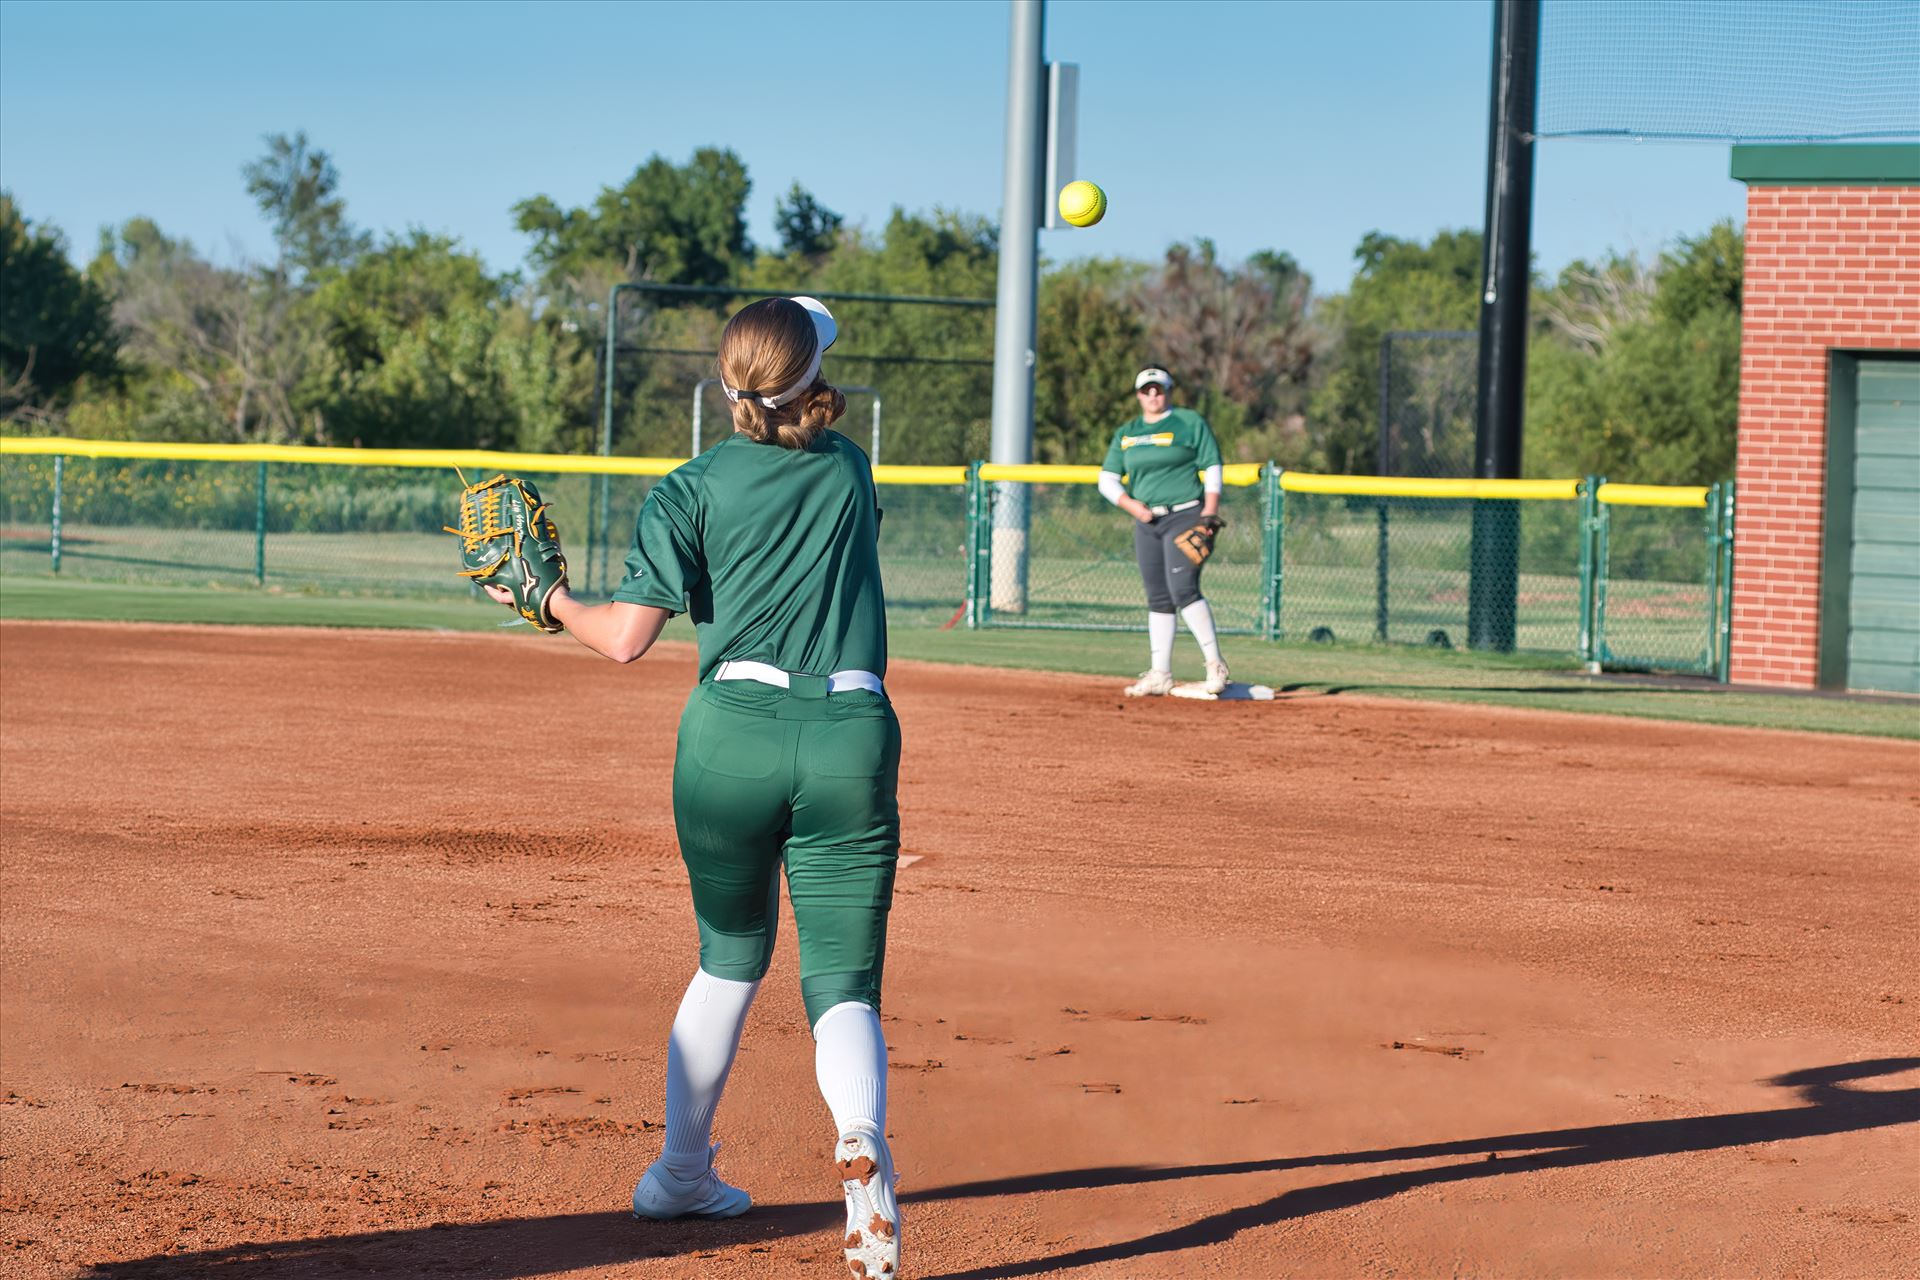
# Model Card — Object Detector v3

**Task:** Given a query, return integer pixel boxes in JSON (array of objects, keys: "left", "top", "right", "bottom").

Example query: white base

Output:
[{"left": 1170, "top": 681, "right": 1276, "bottom": 701}]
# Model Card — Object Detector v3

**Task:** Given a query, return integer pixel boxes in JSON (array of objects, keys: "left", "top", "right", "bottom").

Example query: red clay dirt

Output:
[{"left": 2, "top": 620, "right": 1915, "bottom": 1279}]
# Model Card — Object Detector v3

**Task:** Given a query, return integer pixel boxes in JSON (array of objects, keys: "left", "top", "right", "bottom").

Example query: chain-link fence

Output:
[
  {"left": 1280, "top": 492, "right": 1584, "bottom": 654},
  {"left": 1594, "top": 483, "right": 1734, "bottom": 677},
  {"left": 875, "top": 478, "right": 970, "bottom": 628},
  {"left": 0, "top": 453, "right": 656, "bottom": 601},
  {"left": 968, "top": 468, "right": 1732, "bottom": 677},
  {"left": 974, "top": 470, "right": 1271, "bottom": 633},
  {"left": 2, "top": 443, "right": 1732, "bottom": 677}
]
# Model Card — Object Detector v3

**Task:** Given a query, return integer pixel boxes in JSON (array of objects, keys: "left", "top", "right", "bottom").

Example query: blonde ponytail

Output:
[
  {"left": 717, "top": 300, "right": 846, "bottom": 450},
  {"left": 725, "top": 379, "right": 844, "bottom": 449},
  {"left": 794, "top": 381, "right": 847, "bottom": 441},
  {"left": 728, "top": 397, "right": 771, "bottom": 443}
]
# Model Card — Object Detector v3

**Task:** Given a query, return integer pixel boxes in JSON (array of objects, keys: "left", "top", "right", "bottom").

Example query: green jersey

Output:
[
  {"left": 1100, "top": 407, "right": 1222, "bottom": 507},
  {"left": 613, "top": 430, "right": 887, "bottom": 681}
]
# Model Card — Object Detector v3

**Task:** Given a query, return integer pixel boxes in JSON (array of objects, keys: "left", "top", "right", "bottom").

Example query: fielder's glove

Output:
[
  {"left": 1173, "top": 514, "right": 1226, "bottom": 567},
  {"left": 446, "top": 473, "right": 569, "bottom": 633}
]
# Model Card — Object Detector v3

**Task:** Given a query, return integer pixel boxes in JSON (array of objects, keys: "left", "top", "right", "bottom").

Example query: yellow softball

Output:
[{"left": 1058, "top": 180, "right": 1107, "bottom": 228}]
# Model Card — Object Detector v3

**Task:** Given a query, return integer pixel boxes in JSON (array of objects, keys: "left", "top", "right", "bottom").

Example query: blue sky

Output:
[{"left": 0, "top": 0, "right": 1752, "bottom": 293}]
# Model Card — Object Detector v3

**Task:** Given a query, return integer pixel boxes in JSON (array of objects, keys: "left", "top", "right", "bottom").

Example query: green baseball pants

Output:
[{"left": 671, "top": 679, "right": 902, "bottom": 1027}]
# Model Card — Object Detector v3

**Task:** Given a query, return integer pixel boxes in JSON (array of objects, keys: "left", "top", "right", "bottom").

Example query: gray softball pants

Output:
[{"left": 1132, "top": 505, "right": 1209, "bottom": 613}]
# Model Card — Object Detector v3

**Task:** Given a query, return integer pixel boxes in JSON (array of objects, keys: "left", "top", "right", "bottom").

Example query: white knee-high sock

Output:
[
  {"left": 1147, "top": 611, "right": 1177, "bottom": 673},
  {"left": 813, "top": 1000, "right": 887, "bottom": 1137},
  {"left": 662, "top": 969, "right": 760, "bottom": 1179},
  {"left": 1180, "top": 599, "right": 1222, "bottom": 663}
]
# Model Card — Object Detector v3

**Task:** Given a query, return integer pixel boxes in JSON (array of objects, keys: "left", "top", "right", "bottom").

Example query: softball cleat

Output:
[
  {"left": 1124, "top": 669, "right": 1176, "bottom": 697},
  {"left": 632, "top": 1143, "right": 751, "bottom": 1220},
  {"left": 834, "top": 1128, "right": 900, "bottom": 1278},
  {"left": 1204, "top": 658, "right": 1230, "bottom": 695}
]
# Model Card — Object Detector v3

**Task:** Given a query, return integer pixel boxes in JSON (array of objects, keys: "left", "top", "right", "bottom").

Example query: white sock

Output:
[
  {"left": 1181, "top": 599, "right": 1223, "bottom": 664},
  {"left": 1147, "top": 611, "right": 1176, "bottom": 672},
  {"left": 813, "top": 1000, "right": 887, "bottom": 1137},
  {"left": 662, "top": 969, "right": 759, "bottom": 1180}
]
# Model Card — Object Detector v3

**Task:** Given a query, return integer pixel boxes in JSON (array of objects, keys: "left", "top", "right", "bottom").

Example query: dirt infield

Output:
[{"left": 3, "top": 620, "right": 1915, "bottom": 1279}]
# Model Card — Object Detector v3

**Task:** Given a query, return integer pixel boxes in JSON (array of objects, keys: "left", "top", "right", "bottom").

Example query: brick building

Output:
[{"left": 1729, "top": 144, "right": 1920, "bottom": 693}]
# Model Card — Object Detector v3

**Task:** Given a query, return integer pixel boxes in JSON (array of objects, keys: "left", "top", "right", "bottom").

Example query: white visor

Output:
[
  {"left": 1135, "top": 367, "right": 1174, "bottom": 391},
  {"left": 723, "top": 296, "right": 838, "bottom": 408}
]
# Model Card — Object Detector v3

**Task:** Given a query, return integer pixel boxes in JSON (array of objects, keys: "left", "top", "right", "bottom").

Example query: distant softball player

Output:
[
  {"left": 1098, "top": 366, "right": 1230, "bottom": 696},
  {"left": 482, "top": 297, "right": 903, "bottom": 1278}
]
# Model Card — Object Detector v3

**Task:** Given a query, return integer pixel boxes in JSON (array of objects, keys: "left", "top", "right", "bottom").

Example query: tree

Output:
[
  {"left": 242, "top": 131, "right": 368, "bottom": 288},
  {"left": 0, "top": 194, "right": 118, "bottom": 421},
  {"left": 1526, "top": 222, "right": 1742, "bottom": 484},
  {"left": 1135, "top": 239, "right": 1318, "bottom": 462},
  {"left": 1534, "top": 253, "right": 1655, "bottom": 354},
  {"left": 1035, "top": 258, "right": 1147, "bottom": 463},
  {"left": 90, "top": 217, "right": 307, "bottom": 441},
  {"left": 1652, "top": 219, "right": 1742, "bottom": 329},
  {"left": 514, "top": 147, "right": 752, "bottom": 294},
  {"left": 698, "top": 207, "right": 1002, "bottom": 463},
  {"left": 773, "top": 182, "right": 844, "bottom": 261},
  {"left": 805, "top": 209, "right": 1000, "bottom": 462},
  {"left": 1309, "top": 229, "right": 1483, "bottom": 473},
  {"left": 486, "top": 285, "right": 598, "bottom": 456},
  {"left": 298, "top": 231, "right": 509, "bottom": 449},
  {"left": 296, "top": 231, "right": 594, "bottom": 451}
]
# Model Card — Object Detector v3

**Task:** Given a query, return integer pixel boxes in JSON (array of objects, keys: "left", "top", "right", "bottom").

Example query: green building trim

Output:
[{"left": 1732, "top": 144, "right": 1920, "bottom": 185}]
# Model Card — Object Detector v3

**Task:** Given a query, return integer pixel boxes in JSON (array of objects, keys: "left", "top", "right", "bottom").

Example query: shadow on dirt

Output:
[
  {"left": 921, "top": 1057, "right": 1920, "bottom": 1279},
  {"left": 1309, "top": 683, "right": 1688, "bottom": 697},
  {"left": 83, "top": 1058, "right": 1918, "bottom": 1279}
]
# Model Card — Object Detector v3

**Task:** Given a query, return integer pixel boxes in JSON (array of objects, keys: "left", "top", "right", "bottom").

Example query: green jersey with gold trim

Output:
[
  {"left": 612, "top": 430, "right": 887, "bottom": 682},
  {"left": 1101, "top": 407, "right": 1222, "bottom": 508}
]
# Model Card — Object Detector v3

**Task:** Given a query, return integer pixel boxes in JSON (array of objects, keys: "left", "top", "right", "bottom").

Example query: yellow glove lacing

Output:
[{"left": 444, "top": 475, "right": 519, "bottom": 578}]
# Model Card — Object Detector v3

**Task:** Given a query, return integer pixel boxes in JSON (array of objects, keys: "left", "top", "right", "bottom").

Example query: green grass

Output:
[
  {"left": 3, "top": 576, "right": 1912, "bottom": 739},
  {"left": 0, "top": 577, "right": 509, "bottom": 631},
  {"left": 2, "top": 493, "right": 1716, "bottom": 667},
  {"left": 895, "top": 629, "right": 1919, "bottom": 740}
]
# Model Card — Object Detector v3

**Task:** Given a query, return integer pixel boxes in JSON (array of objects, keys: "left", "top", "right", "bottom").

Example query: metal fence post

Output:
[
  {"left": 595, "top": 474, "right": 612, "bottom": 597},
  {"left": 1592, "top": 477, "right": 1612, "bottom": 668},
  {"left": 50, "top": 455, "right": 64, "bottom": 574},
  {"left": 964, "top": 462, "right": 988, "bottom": 628},
  {"left": 1717, "top": 483, "right": 1737, "bottom": 682},
  {"left": 963, "top": 462, "right": 977, "bottom": 627},
  {"left": 253, "top": 462, "right": 269, "bottom": 585},
  {"left": 1702, "top": 482, "right": 1723, "bottom": 677},
  {"left": 1259, "top": 464, "right": 1281, "bottom": 640},
  {"left": 583, "top": 477, "right": 598, "bottom": 598},
  {"left": 1269, "top": 467, "right": 1286, "bottom": 640},
  {"left": 1576, "top": 475, "right": 1598, "bottom": 665},
  {"left": 1374, "top": 497, "right": 1390, "bottom": 643}
]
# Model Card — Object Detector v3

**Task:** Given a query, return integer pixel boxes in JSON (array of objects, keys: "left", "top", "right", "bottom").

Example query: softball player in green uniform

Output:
[
  {"left": 1098, "top": 367, "right": 1230, "bottom": 696},
  {"left": 491, "top": 297, "right": 902, "bottom": 1278}
]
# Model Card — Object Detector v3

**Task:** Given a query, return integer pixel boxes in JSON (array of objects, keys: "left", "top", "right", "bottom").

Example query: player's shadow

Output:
[
  {"left": 80, "top": 1057, "right": 1918, "bottom": 1279},
  {"left": 918, "top": 1056, "right": 1920, "bottom": 1279},
  {"left": 1312, "top": 682, "right": 1660, "bottom": 696}
]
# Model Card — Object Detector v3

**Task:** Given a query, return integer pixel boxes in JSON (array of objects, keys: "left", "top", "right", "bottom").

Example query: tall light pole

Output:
[
  {"left": 1469, "top": 0, "right": 1539, "bottom": 652},
  {"left": 988, "top": 0, "right": 1046, "bottom": 612}
]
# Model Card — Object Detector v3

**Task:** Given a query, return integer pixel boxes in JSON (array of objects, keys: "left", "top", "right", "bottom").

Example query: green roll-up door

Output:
[{"left": 1846, "top": 360, "right": 1920, "bottom": 694}]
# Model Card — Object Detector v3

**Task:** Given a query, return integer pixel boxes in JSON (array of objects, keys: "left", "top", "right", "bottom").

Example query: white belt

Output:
[
  {"left": 1148, "top": 499, "right": 1202, "bottom": 516},
  {"left": 712, "top": 660, "right": 884, "bottom": 694}
]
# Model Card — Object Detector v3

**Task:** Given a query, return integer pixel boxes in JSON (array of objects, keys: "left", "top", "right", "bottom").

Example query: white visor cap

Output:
[
  {"left": 793, "top": 295, "right": 837, "bottom": 356},
  {"left": 725, "top": 296, "right": 839, "bottom": 409},
  {"left": 1135, "top": 367, "right": 1174, "bottom": 391}
]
